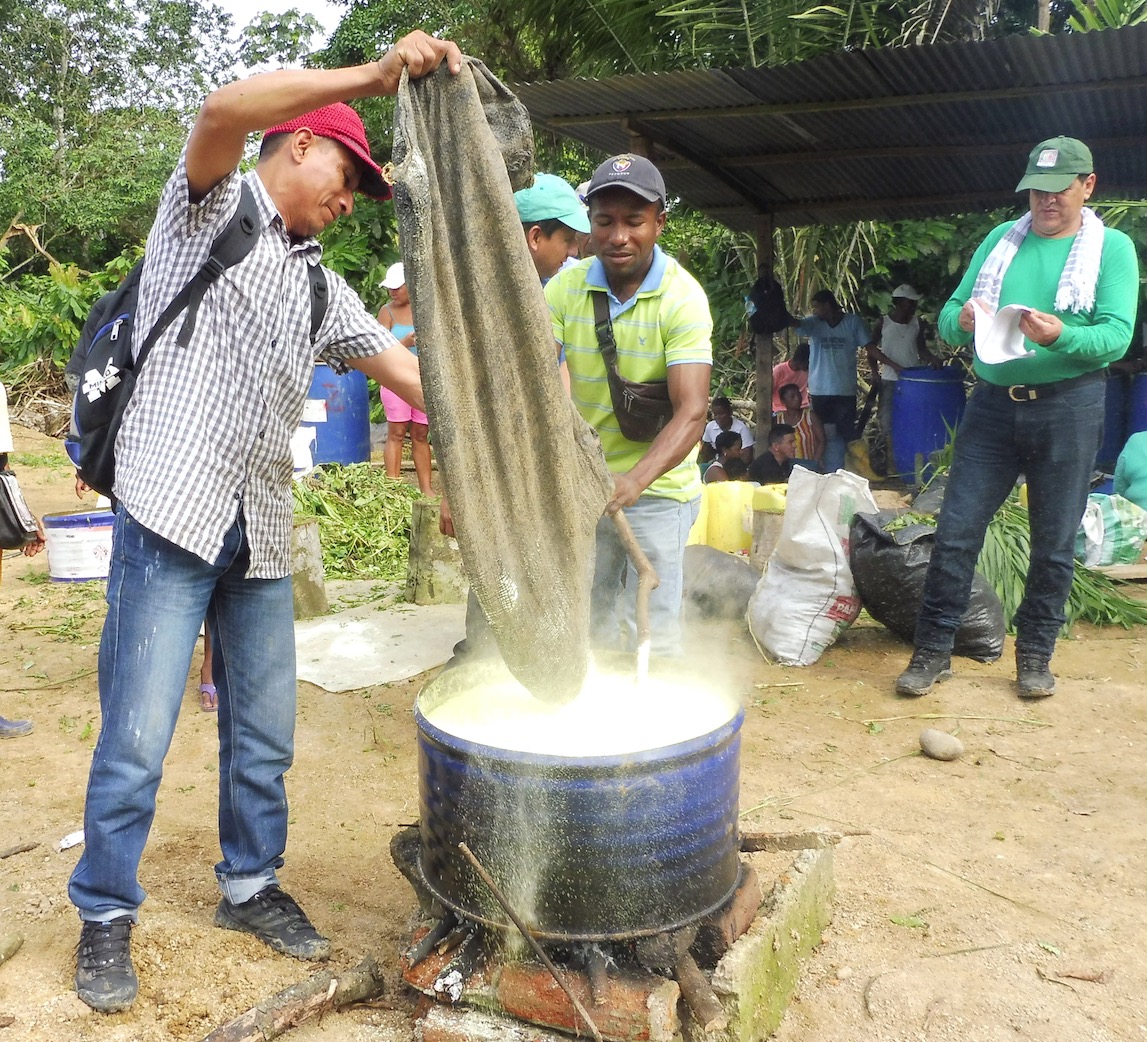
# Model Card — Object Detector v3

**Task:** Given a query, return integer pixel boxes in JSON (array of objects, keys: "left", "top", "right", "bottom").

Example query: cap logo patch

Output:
[
  {"left": 612, "top": 157, "right": 632, "bottom": 173},
  {"left": 1036, "top": 148, "right": 1059, "bottom": 168}
]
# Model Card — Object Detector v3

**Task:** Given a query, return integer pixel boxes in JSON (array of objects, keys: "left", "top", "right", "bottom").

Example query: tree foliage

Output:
[
  {"left": 0, "top": 0, "right": 240, "bottom": 271},
  {"left": 0, "top": 0, "right": 331, "bottom": 276},
  {"left": 0, "top": 0, "right": 340, "bottom": 385}
]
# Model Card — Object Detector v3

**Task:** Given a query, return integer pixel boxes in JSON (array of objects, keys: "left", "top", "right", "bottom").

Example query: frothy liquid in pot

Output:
[{"left": 423, "top": 669, "right": 738, "bottom": 756}]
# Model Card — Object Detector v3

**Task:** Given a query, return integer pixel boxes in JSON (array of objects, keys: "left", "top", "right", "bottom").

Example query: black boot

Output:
[
  {"left": 1016, "top": 649, "right": 1055, "bottom": 699},
  {"left": 895, "top": 648, "right": 953, "bottom": 697},
  {"left": 76, "top": 917, "right": 138, "bottom": 1013}
]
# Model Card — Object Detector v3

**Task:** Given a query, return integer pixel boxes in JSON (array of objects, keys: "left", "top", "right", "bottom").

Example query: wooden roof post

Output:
[
  {"left": 755, "top": 213, "right": 776, "bottom": 444},
  {"left": 621, "top": 123, "right": 653, "bottom": 158}
]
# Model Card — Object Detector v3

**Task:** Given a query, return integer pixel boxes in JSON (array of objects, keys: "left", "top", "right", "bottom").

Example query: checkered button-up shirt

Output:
[{"left": 115, "top": 150, "right": 400, "bottom": 578}]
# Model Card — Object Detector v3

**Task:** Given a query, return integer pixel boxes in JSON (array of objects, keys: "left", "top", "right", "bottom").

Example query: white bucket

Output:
[{"left": 42, "top": 510, "right": 115, "bottom": 582}]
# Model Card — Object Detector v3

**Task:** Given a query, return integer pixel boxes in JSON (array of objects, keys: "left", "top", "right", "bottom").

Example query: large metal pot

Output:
[{"left": 415, "top": 655, "right": 743, "bottom": 941}]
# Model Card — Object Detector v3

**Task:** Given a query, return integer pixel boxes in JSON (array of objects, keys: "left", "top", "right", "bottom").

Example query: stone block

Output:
[
  {"left": 496, "top": 961, "right": 681, "bottom": 1042},
  {"left": 291, "top": 518, "right": 328, "bottom": 619},
  {"left": 406, "top": 498, "right": 468, "bottom": 604},
  {"left": 690, "top": 847, "right": 834, "bottom": 1042},
  {"left": 750, "top": 510, "right": 784, "bottom": 572},
  {"left": 405, "top": 941, "right": 680, "bottom": 1042},
  {"left": 418, "top": 1004, "right": 587, "bottom": 1042}
]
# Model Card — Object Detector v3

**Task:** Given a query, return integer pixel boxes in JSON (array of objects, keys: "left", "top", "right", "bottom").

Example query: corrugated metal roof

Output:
[{"left": 514, "top": 24, "right": 1147, "bottom": 231}]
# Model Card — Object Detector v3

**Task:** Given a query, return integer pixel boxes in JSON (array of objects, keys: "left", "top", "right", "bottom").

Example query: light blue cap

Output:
[{"left": 513, "top": 173, "right": 590, "bottom": 234}]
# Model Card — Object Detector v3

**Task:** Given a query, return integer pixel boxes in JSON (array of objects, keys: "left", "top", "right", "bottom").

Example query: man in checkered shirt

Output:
[{"left": 68, "top": 31, "right": 463, "bottom": 1014}]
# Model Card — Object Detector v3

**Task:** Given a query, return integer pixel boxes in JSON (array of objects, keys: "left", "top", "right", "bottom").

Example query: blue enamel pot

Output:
[{"left": 415, "top": 656, "right": 743, "bottom": 941}]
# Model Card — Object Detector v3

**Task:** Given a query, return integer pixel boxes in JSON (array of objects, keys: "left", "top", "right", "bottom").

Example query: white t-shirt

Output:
[
  {"left": 877, "top": 315, "right": 923, "bottom": 381},
  {"left": 702, "top": 416, "right": 754, "bottom": 449}
]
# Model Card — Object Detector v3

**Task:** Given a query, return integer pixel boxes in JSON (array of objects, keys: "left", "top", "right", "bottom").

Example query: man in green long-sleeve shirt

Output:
[{"left": 896, "top": 136, "right": 1138, "bottom": 700}]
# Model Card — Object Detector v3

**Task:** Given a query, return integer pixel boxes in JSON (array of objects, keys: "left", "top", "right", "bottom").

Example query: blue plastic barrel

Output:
[
  {"left": 1128, "top": 372, "right": 1147, "bottom": 438},
  {"left": 304, "top": 363, "right": 370, "bottom": 465},
  {"left": 890, "top": 367, "right": 966, "bottom": 480},
  {"left": 1096, "top": 373, "right": 1128, "bottom": 470},
  {"left": 414, "top": 657, "right": 743, "bottom": 941}
]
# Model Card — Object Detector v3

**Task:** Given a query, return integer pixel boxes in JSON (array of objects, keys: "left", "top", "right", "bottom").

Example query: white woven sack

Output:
[{"left": 747, "top": 467, "right": 878, "bottom": 665}]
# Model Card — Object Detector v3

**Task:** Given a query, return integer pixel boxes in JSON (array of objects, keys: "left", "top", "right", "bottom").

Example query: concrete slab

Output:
[{"left": 294, "top": 588, "right": 466, "bottom": 691}]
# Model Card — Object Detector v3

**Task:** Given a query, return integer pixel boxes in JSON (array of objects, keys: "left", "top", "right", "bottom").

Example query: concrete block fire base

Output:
[
  {"left": 698, "top": 847, "right": 835, "bottom": 1042},
  {"left": 411, "top": 845, "right": 834, "bottom": 1042}
]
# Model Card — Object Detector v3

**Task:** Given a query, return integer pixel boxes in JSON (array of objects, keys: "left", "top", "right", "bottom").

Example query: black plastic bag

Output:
[
  {"left": 912, "top": 476, "right": 947, "bottom": 514},
  {"left": 849, "top": 510, "right": 1004, "bottom": 661},
  {"left": 682, "top": 545, "right": 760, "bottom": 622}
]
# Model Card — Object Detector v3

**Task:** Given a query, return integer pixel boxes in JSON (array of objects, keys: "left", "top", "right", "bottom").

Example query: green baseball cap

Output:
[
  {"left": 513, "top": 173, "right": 590, "bottom": 233},
  {"left": 1016, "top": 136, "right": 1094, "bottom": 192}
]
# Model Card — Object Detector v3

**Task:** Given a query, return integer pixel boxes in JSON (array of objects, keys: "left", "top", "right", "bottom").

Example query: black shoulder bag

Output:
[
  {"left": 0, "top": 469, "right": 39, "bottom": 550},
  {"left": 591, "top": 292, "right": 674, "bottom": 443}
]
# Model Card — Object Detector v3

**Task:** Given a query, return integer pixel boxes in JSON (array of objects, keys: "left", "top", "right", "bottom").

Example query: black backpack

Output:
[
  {"left": 65, "top": 182, "right": 329, "bottom": 498},
  {"left": 748, "top": 268, "right": 792, "bottom": 336}
]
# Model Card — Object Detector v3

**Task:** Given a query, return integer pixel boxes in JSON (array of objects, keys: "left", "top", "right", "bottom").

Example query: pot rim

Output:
[
  {"left": 416, "top": 655, "right": 744, "bottom": 765},
  {"left": 414, "top": 854, "right": 746, "bottom": 943}
]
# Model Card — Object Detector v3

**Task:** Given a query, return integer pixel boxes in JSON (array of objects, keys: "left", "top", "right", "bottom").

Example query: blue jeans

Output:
[
  {"left": 915, "top": 377, "right": 1104, "bottom": 660},
  {"left": 69, "top": 509, "right": 297, "bottom": 922},
  {"left": 591, "top": 494, "right": 700, "bottom": 657}
]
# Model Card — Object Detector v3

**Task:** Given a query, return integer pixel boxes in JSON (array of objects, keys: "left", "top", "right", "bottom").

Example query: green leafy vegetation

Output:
[
  {"left": 291, "top": 463, "right": 423, "bottom": 580},
  {"left": 889, "top": 464, "right": 1147, "bottom": 632},
  {"left": 978, "top": 495, "right": 1147, "bottom": 631}
]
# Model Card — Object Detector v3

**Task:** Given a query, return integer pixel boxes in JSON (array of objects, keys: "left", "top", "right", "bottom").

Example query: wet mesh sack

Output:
[{"left": 390, "top": 60, "right": 613, "bottom": 703}]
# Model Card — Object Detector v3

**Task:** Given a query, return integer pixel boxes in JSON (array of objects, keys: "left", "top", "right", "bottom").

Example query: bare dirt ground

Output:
[{"left": 2, "top": 422, "right": 1146, "bottom": 1042}]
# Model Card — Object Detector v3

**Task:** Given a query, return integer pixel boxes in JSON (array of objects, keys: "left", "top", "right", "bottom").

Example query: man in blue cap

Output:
[{"left": 896, "top": 136, "right": 1138, "bottom": 700}]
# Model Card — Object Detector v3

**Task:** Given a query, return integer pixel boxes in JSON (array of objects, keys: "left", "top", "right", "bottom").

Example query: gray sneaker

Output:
[
  {"left": 76, "top": 916, "right": 138, "bottom": 1013},
  {"left": 895, "top": 649, "right": 953, "bottom": 697},
  {"left": 214, "top": 885, "right": 330, "bottom": 961},
  {"left": 1016, "top": 651, "right": 1055, "bottom": 699}
]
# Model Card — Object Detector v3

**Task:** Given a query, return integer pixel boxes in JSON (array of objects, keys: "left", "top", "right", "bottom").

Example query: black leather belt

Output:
[{"left": 984, "top": 369, "right": 1106, "bottom": 403}]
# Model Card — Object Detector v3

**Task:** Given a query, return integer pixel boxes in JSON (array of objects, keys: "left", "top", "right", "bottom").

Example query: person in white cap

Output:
[{"left": 864, "top": 283, "right": 941, "bottom": 462}]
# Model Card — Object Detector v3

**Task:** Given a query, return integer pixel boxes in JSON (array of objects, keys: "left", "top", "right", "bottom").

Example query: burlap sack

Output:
[{"left": 390, "top": 60, "right": 613, "bottom": 703}]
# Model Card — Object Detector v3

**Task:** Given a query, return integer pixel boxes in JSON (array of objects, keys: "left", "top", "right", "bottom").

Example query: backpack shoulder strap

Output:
[
  {"left": 306, "top": 263, "right": 329, "bottom": 346},
  {"left": 138, "top": 181, "right": 262, "bottom": 362}
]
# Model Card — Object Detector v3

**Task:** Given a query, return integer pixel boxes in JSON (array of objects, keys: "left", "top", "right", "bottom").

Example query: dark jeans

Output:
[
  {"left": 915, "top": 377, "right": 1104, "bottom": 660},
  {"left": 810, "top": 393, "right": 857, "bottom": 472}
]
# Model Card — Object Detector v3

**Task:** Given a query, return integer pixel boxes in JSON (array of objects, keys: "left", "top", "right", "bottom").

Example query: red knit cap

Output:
[{"left": 264, "top": 102, "right": 390, "bottom": 200}]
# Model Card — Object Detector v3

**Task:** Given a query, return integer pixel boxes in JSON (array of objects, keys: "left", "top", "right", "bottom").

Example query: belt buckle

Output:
[{"left": 1008, "top": 384, "right": 1037, "bottom": 403}]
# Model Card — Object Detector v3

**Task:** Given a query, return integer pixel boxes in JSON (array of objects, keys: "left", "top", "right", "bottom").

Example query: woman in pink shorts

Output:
[{"left": 377, "top": 263, "right": 433, "bottom": 495}]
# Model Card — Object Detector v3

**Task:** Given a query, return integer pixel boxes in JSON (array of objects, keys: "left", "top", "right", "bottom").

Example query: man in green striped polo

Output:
[{"left": 546, "top": 154, "right": 713, "bottom": 656}]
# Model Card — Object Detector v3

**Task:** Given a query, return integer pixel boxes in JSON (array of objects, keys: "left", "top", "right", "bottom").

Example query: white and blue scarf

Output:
[{"left": 972, "top": 206, "right": 1105, "bottom": 315}]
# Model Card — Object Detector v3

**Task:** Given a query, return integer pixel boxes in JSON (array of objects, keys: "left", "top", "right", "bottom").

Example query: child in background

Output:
[{"left": 377, "top": 263, "right": 433, "bottom": 495}]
